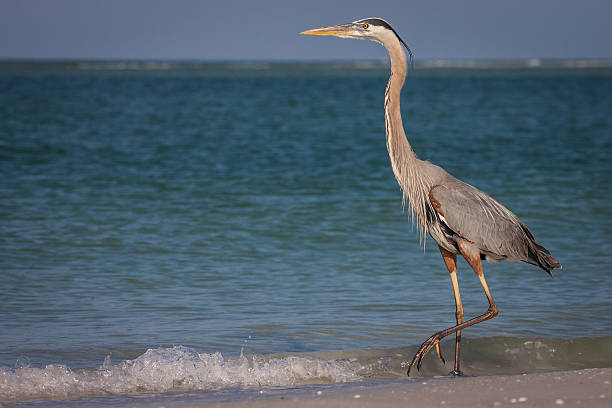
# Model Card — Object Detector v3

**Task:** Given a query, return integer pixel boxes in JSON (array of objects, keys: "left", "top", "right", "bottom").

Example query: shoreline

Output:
[{"left": 173, "top": 367, "right": 611, "bottom": 408}]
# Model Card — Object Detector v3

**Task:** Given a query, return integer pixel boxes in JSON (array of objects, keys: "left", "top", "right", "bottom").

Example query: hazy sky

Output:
[{"left": 1, "top": 0, "right": 611, "bottom": 61}]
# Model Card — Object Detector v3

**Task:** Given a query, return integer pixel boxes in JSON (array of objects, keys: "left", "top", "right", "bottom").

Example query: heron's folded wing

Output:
[{"left": 430, "top": 184, "right": 530, "bottom": 261}]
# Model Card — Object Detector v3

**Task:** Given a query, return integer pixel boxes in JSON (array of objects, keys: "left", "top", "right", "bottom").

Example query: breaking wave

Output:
[
  {"left": 0, "top": 346, "right": 358, "bottom": 402},
  {"left": 1, "top": 336, "right": 611, "bottom": 402}
]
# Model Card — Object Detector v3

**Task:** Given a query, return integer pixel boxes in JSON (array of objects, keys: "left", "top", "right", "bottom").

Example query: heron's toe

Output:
[{"left": 435, "top": 341, "right": 445, "bottom": 365}]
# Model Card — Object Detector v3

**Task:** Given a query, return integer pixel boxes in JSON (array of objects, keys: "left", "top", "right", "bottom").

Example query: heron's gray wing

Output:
[{"left": 430, "top": 183, "right": 530, "bottom": 261}]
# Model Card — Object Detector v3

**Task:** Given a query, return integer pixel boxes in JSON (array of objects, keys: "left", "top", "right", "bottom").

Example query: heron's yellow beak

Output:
[{"left": 300, "top": 24, "right": 354, "bottom": 37}]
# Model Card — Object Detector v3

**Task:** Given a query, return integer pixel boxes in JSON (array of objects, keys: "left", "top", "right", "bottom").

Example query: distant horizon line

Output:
[
  {"left": 1, "top": 57, "right": 612, "bottom": 69},
  {"left": 1, "top": 56, "right": 612, "bottom": 62}
]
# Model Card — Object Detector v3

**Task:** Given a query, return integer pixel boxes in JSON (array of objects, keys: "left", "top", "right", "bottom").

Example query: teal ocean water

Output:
[{"left": 1, "top": 61, "right": 611, "bottom": 404}]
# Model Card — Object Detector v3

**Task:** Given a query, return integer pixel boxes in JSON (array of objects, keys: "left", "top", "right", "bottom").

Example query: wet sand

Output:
[{"left": 177, "top": 367, "right": 611, "bottom": 408}]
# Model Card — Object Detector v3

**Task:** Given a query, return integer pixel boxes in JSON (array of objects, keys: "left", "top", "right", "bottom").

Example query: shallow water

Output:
[{"left": 1, "top": 61, "right": 611, "bottom": 404}]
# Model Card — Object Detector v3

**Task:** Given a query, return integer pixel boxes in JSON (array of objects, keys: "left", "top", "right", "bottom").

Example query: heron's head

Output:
[{"left": 301, "top": 17, "right": 413, "bottom": 62}]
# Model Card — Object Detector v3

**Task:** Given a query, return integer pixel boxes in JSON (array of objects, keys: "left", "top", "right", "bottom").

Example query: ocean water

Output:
[{"left": 1, "top": 61, "right": 611, "bottom": 405}]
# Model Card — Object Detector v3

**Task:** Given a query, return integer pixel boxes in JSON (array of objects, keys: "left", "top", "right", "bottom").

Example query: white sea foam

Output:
[
  {"left": 3, "top": 337, "right": 611, "bottom": 402},
  {"left": 0, "top": 346, "right": 360, "bottom": 402}
]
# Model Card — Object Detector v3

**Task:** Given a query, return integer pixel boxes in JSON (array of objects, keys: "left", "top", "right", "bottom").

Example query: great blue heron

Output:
[{"left": 301, "top": 18, "right": 562, "bottom": 376}]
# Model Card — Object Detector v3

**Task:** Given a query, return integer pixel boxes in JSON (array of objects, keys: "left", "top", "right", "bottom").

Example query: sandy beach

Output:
[{"left": 174, "top": 367, "right": 612, "bottom": 408}]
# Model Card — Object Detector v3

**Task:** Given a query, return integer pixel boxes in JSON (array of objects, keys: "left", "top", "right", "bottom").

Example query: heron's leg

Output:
[
  {"left": 407, "top": 241, "right": 498, "bottom": 376},
  {"left": 458, "top": 240, "right": 497, "bottom": 317},
  {"left": 439, "top": 246, "right": 464, "bottom": 376}
]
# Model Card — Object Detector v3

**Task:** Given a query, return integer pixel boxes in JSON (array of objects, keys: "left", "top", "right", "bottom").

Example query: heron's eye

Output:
[{"left": 363, "top": 23, "right": 369, "bottom": 29}]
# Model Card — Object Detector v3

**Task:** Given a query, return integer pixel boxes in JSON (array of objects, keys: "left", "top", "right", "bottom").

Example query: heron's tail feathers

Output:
[
  {"left": 529, "top": 241, "right": 562, "bottom": 276},
  {"left": 519, "top": 224, "right": 561, "bottom": 275}
]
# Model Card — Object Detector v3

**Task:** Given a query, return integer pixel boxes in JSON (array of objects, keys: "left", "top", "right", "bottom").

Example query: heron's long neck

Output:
[
  {"left": 384, "top": 40, "right": 431, "bottom": 236},
  {"left": 384, "top": 45, "right": 417, "bottom": 180}
]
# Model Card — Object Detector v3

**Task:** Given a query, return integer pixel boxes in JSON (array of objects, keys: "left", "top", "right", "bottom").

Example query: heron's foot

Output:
[
  {"left": 406, "top": 333, "right": 445, "bottom": 376},
  {"left": 448, "top": 369, "right": 463, "bottom": 377}
]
